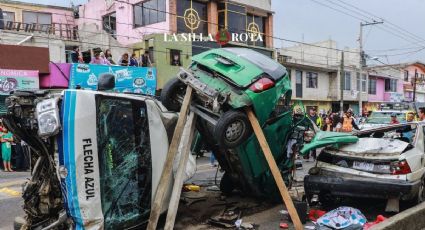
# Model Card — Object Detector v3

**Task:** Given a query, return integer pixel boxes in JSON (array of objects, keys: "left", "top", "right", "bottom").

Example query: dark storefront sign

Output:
[{"left": 0, "top": 44, "right": 50, "bottom": 74}]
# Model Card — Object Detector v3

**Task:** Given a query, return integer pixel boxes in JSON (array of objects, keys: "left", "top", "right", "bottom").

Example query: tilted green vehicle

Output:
[{"left": 161, "top": 48, "right": 312, "bottom": 196}]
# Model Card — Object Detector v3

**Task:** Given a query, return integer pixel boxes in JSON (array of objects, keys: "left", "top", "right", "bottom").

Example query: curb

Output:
[{"left": 370, "top": 202, "right": 425, "bottom": 230}]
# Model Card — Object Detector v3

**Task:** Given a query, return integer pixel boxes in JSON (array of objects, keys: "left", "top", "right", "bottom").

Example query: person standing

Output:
[
  {"left": 390, "top": 113, "right": 400, "bottom": 124},
  {"left": 322, "top": 117, "right": 334, "bottom": 131},
  {"left": 118, "top": 53, "right": 130, "bottom": 66},
  {"left": 105, "top": 49, "right": 115, "bottom": 65},
  {"left": 140, "top": 51, "right": 152, "bottom": 67},
  {"left": 129, "top": 53, "right": 139, "bottom": 67},
  {"left": 2, "top": 127, "right": 14, "bottom": 172},
  {"left": 308, "top": 108, "right": 322, "bottom": 129},
  {"left": 306, "top": 108, "right": 321, "bottom": 161},
  {"left": 341, "top": 109, "right": 360, "bottom": 132},
  {"left": 71, "top": 46, "right": 80, "bottom": 63},
  {"left": 418, "top": 107, "right": 425, "bottom": 121}
]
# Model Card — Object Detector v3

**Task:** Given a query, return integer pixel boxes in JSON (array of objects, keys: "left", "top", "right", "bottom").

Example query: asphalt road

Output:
[
  {"left": 0, "top": 171, "right": 29, "bottom": 230},
  {"left": 0, "top": 154, "right": 403, "bottom": 230}
]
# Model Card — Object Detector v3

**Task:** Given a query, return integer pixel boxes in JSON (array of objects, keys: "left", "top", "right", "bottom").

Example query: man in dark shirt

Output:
[{"left": 71, "top": 46, "right": 80, "bottom": 63}]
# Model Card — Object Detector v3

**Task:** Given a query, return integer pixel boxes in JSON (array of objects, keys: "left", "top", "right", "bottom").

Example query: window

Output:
[
  {"left": 295, "top": 70, "right": 303, "bottom": 98},
  {"left": 23, "top": 11, "right": 51, "bottom": 25},
  {"left": 344, "top": 72, "right": 351, "bottom": 90},
  {"left": 404, "top": 70, "right": 409, "bottom": 81},
  {"left": 96, "top": 97, "right": 151, "bottom": 229},
  {"left": 218, "top": 2, "right": 246, "bottom": 35},
  {"left": 306, "top": 72, "right": 318, "bottom": 88},
  {"left": 369, "top": 78, "right": 376, "bottom": 95},
  {"left": 177, "top": 0, "right": 208, "bottom": 34},
  {"left": 2, "top": 11, "right": 15, "bottom": 23},
  {"left": 169, "top": 49, "right": 181, "bottom": 66},
  {"left": 103, "top": 12, "right": 116, "bottom": 38},
  {"left": 385, "top": 79, "right": 397, "bottom": 92},
  {"left": 247, "top": 14, "right": 266, "bottom": 47},
  {"left": 362, "top": 74, "right": 367, "bottom": 92},
  {"left": 356, "top": 73, "right": 367, "bottom": 92},
  {"left": 134, "top": 0, "right": 166, "bottom": 27}
]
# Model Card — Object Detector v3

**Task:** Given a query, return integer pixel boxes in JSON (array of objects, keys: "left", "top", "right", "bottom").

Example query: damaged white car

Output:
[{"left": 303, "top": 123, "right": 425, "bottom": 208}]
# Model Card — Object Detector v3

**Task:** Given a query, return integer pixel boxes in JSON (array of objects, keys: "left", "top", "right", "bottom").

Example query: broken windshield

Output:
[{"left": 96, "top": 97, "right": 152, "bottom": 229}]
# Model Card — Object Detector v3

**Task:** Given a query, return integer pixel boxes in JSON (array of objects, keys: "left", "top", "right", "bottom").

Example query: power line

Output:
[{"left": 333, "top": 0, "right": 425, "bottom": 44}]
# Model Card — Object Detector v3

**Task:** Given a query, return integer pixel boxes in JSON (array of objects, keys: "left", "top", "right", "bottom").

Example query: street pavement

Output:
[
  {"left": 0, "top": 171, "right": 29, "bottom": 230},
  {"left": 0, "top": 154, "right": 398, "bottom": 230}
]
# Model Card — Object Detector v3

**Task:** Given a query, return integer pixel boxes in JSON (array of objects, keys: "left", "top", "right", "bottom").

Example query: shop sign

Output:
[
  {"left": 0, "top": 69, "right": 39, "bottom": 95},
  {"left": 70, "top": 64, "right": 157, "bottom": 95}
]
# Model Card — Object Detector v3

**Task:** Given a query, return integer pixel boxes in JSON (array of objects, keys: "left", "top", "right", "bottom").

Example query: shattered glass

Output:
[{"left": 96, "top": 97, "right": 152, "bottom": 229}]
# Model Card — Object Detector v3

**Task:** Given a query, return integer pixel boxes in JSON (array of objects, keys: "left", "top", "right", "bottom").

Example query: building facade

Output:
[
  {"left": 77, "top": 0, "right": 274, "bottom": 89},
  {"left": 279, "top": 40, "right": 366, "bottom": 114},
  {"left": 365, "top": 65, "right": 404, "bottom": 111},
  {"left": 0, "top": 0, "right": 80, "bottom": 62}
]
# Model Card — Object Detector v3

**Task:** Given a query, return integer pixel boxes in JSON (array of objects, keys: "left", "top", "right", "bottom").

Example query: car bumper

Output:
[{"left": 304, "top": 172, "right": 421, "bottom": 200}]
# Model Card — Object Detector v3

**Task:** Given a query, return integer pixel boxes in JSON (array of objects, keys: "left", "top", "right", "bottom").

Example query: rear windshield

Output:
[
  {"left": 223, "top": 48, "right": 286, "bottom": 80},
  {"left": 366, "top": 111, "right": 406, "bottom": 124}
]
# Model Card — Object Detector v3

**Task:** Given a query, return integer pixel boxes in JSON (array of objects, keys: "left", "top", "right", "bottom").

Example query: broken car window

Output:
[{"left": 96, "top": 97, "right": 152, "bottom": 229}]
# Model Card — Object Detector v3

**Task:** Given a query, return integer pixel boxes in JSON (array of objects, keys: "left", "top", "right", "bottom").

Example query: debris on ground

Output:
[
  {"left": 279, "top": 222, "right": 289, "bottom": 229},
  {"left": 316, "top": 206, "right": 366, "bottom": 229},
  {"left": 363, "top": 215, "right": 387, "bottom": 230},
  {"left": 308, "top": 209, "right": 327, "bottom": 222},
  {"left": 184, "top": 184, "right": 201, "bottom": 192}
]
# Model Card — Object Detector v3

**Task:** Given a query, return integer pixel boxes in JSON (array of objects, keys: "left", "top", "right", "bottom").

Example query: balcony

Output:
[{"left": 2, "top": 21, "right": 79, "bottom": 41}]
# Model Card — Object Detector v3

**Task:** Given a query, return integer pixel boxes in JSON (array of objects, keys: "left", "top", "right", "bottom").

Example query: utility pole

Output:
[
  {"left": 413, "top": 69, "right": 418, "bottom": 102},
  {"left": 340, "top": 51, "right": 344, "bottom": 115},
  {"left": 358, "top": 21, "right": 383, "bottom": 116}
]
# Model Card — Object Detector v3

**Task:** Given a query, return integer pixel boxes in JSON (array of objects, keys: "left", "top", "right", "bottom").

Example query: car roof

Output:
[
  {"left": 223, "top": 48, "right": 287, "bottom": 81},
  {"left": 354, "top": 121, "right": 424, "bottom": 135}
]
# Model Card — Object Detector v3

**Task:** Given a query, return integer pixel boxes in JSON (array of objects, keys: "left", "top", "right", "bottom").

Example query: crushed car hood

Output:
[
  {"left": 301, "top": 131, "right": 359, "bottom": 154},
  {"left": 325, "top": 138, "right": 409, "bottom": 159}
]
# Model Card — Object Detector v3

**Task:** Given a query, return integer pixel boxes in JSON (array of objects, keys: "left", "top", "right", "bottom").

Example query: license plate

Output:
[{"left": 353, "top": 161, "right": 374, "bottom": 171}]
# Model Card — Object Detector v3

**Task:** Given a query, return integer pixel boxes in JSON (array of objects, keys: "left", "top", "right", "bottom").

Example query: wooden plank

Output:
[
  {"left": 164, "top": 112, "right": 197, "bottom": 230},
  {"left": 147, "top": 86, "right": 193, "bottom": 230},
  {"left": 246, "top": 108, "right": 303, "bottom": 230}
]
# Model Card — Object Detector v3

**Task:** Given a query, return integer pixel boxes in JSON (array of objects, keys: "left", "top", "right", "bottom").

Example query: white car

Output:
[
  {"left": 360, "top": 110, "right": 410, "bottom": 130},
  {"left": 303, "top": 122, "right": 425, "bottom": 207}
]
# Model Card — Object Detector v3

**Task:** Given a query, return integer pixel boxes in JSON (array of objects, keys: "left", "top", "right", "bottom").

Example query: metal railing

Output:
[{"left": 3, "top": 21, "right": 79, "bottom": 40}]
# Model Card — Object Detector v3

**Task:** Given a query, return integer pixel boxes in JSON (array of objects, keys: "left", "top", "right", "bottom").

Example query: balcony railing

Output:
[{"left": 3, "top": 21, "right": 79, "bottom": 40}]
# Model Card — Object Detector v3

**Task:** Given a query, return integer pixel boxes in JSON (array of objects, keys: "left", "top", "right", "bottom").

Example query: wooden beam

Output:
[
  {"left": 147, "top": 86, "right": 193, "bottom": 230},
  {"left": 164, "top": 112, "right": 197, "bottom": 230},
  {"left": 246, "top": 108, "right": 303, "bottom": 230}
]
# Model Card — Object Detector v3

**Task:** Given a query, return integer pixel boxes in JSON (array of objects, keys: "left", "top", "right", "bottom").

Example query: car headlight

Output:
[{"left": 36, "top": 98, "right": 60, "bottom": 137}]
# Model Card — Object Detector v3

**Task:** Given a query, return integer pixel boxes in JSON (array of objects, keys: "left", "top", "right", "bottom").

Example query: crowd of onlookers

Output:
[{"left": 70, "top": 46, "right": 153, "bottom": 67}]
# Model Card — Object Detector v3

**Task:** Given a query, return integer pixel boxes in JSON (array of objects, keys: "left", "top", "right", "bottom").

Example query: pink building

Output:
[
  {"left": 77, "top": 0, "right": 171, "bottom": 46},
  {"left": 365, "top": 66, "right": 405, "bottom": 111}
]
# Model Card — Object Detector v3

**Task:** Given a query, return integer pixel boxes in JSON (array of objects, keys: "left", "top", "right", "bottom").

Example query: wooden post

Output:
[
  {"left": 147, "top": 86, "right": 193, "bottom": 230},
  {"left": 246, "top": 108, "right": 303, "bottom": 230},
  {"left": 164, "top": 112, "right": 197, "bottom": 230}
]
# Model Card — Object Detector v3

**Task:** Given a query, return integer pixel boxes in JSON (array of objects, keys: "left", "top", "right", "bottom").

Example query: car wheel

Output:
[
  {"left": 220, "top": 172, "right": 235, "bottom": 195},
  {"left": 160, "top": 78, "right": 186, "bottom": 112},
  {"left": 213, "top": 110, "right": 252, "bottom": 148}
]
